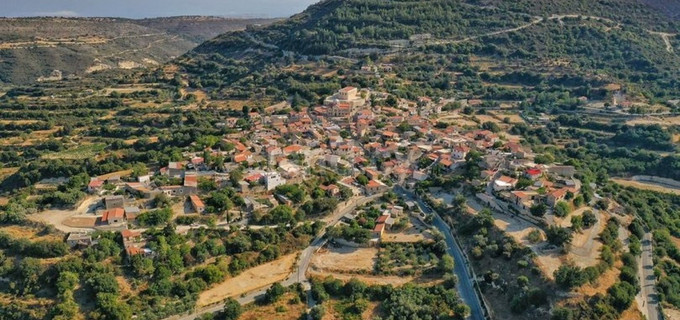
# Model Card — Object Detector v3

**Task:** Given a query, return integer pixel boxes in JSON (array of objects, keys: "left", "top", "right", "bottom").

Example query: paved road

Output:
[
  {"left": 395, "top": 187, "right": 486, "bottom": 320},
  {"left": 637, "top": 232, "right": 660, "bottom": 320}
]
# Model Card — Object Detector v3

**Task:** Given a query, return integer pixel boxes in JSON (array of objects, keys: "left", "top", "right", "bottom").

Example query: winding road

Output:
[
  {"left": 395, "top": 186, "right": 486, "bottom": 320},
  {"left": 165, "top": 193, "right": 381, "bottom": 320}
]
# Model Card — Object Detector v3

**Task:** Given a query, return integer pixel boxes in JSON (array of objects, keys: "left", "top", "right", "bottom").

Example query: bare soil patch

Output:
[
  {"left": 665, "top": 307, "right": 680, "bottom": 320},
  {"left": 197, "top": 253, "right": 298, "bottom": 307},
  {"left": 29, "top": 196, "right": 101, "bottom": 232},
  {"left": 311, "top": 246, "right": 377, "bottom": 273},
  {"left": 98, "top": 170, "right": 133, "bottom": 180},
  {"left": 63, "top": 216, "right": 98, "bottom": 228}
]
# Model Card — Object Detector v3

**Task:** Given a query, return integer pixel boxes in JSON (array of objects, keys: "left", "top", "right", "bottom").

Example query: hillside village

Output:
[
  {"left": 50, "top": 85, "right": 592, "bottom": 287},
  {"left": 4, "top": 0, "right": 680, "bottom": 319}
]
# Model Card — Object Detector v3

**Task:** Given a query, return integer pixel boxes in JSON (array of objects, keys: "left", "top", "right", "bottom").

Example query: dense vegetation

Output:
[{"left": 310, "top": 276, "right": 470, "bottom": 320}]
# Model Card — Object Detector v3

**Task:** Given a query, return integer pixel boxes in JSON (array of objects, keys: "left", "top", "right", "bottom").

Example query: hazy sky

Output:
[{"left": 3, "top": 0, "right": 321, "bottom": 18}]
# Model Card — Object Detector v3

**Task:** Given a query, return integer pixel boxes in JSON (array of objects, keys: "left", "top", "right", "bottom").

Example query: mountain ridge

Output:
[
  {"left": 0, "top": 16, "right": 278, "bottom": 84},
  {"left": 179, "top": 0, "right": 680, "bottom": 102}
]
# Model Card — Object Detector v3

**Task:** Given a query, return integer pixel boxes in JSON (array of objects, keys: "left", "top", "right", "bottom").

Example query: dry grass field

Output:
[
  {"left": 612, "top": 178, "right": 680, "bottom": 196},
  {"left": 240, "top": 292, "right": 306, "bottom": 320},
  {"left": 311, "top": 246, "right": 377, "bottom": 273},
  {"left": 665, "top": 307, "right": 680, "bottom": 320},
  {"left": 197, "top": 253, "right": 298, "bottom": 307},
  {"left": 626, "top": 115, "right": 680, "bottom": 127},
  {"left": 0, "top": 225, "right": 62, "bottom": 242}
]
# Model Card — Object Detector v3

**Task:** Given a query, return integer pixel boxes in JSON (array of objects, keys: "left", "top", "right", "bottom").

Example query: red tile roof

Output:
[
  {"left": 126, "top": 246, "right": 143, "bottom": 256},
  {"left": 184, "top": 175, "right": 198, "bottom": 187},
  {"left": 121, "top": 229, "right": 141, "bottom": 239},
  {"left": 526, "top": 168, "right": 542, "bottom": 176},
  {"left": 102, "top": 208, "right": 125, "bottom": 222},
  {"left": 373, "top": 223, "right": 386, "bottom": 232},
  {"left": 366, "top": 180, "right": 384, "bottom": 188},
  {"left": 189, "top": 194, "right": 205, "bottom": 208},
  {"left": 283, "top": 145, "right": 303, "bottom": 154},
  {"left": 88, "top": 180, "right": 104, "bottom": 188}
]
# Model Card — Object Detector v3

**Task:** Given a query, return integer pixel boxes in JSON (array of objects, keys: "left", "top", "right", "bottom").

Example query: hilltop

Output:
[
  {"left": 0, "top": 16, "right": 277, "bottom": 84},
  {"left": 180, "top": 0, "right": 680, "bottom": 103}
]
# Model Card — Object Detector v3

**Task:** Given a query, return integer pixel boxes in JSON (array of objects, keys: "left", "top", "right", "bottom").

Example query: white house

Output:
[
  {"left": 493, "top": 176, "right": 518, "bottom": 192},
  {"left": 265, "top": 172, "right": 286, "bottom": 191}
]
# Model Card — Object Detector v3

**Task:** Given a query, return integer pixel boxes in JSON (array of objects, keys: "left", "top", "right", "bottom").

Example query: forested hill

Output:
[
  {"left": 181, "top": 0, "right": 680, "bottom": 101},
  {"left": 474, "top": 0, "right": 680, "bottom": 29}
]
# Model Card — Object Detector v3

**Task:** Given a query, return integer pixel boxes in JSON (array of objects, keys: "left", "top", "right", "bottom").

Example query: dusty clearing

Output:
[
  {"left": 491, "top": 209, "right": 603, "bottom": 278},
  {"left": 665, "top": 307, "right": 680, "bottom": 320},
  {"left": 63, "top": 216, "right": 98, "bottom": 228},
  {"left": 29, "top": 196, "right": 101, "bottom": 233},
  {"left": 612, "top": 178, "right": 680, "bottom": 196},
  {"left": 552, "top": 206, "right": 604, "bottom": 269},
  {"left": 493, "top": 215, "right": 540, "bottom": 245},
  {"left": 311, "top": 246, "right": 377, "bottom": 273},
  {"left": 98, "top": 170, "right": 133, "bottom": 180},
  {"left": 240, "top": 293, "right": 306, "bottom": 320},
  {"left": 493, "top": 214, "right": 561, "bottom": 278},
  {"left": 197, "top": 253, "right": 298, "bottom": 307}
]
